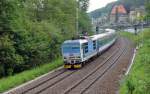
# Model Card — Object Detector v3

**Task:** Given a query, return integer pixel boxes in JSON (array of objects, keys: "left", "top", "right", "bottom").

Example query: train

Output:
[{"left": 61, "top": 29, "right": 117, "bottom": 69}]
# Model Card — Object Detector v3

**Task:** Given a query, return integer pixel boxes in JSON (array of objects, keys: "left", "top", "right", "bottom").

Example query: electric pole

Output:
[{"left": 76, "top": 0, "right": 79, "bottom": 37}]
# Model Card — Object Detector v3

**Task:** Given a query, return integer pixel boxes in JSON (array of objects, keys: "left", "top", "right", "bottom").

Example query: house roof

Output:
[{"left": 111, "top": 4, "right": 127, "bottom": 15}]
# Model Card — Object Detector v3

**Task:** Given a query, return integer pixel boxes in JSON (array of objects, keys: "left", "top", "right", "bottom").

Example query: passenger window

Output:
[
  {"left": 84, "top": 43, "right": 88, "bottom": 53},
  {"left": 93, "top": 40, "right": 96, "bottom": 50}
]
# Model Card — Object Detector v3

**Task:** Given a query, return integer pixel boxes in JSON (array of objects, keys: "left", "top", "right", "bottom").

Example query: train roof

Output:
[
  {"left": 91, "top": 29, "right": 116, "bottom": 40},
  {"left": 63, "top": 39, "right": 88, "bottom": 44},
  {"left": 63, "top": 29, "right": 116, "bottom": 45}
]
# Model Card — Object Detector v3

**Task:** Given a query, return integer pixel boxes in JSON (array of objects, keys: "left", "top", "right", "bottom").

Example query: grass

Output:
[
  {"left": 119, "top": 29, "right": 150, "bottom": 94},
  {"left": 0, "top": 58, "right": 63, "bottom": 93}
]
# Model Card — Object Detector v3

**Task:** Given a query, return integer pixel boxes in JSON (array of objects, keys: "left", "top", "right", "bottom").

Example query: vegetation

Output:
[
  {"left": 0, "top": 0, "right": 91, "bottom": 78},
  {"left": 79, "top": 0, "right": 89, "bottom": 12},
  {"left": 146, "top": 0, "right": 150, "bottom": 13},
  {"left": 119, "top": 29, "right": 150, "bottom": 94},
  {"left": 145, "top": 0, "right": 150, "bottom": 21},
  {"left": 0, "top": 58, "right": 63, "bottom": 93}
]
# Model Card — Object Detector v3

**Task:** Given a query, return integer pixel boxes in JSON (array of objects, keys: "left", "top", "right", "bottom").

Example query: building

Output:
[
  {"left": 129, "top": 10, "right": 137, "bottom": 24},
  {"left": 92, "top": 15, "right": 108, "bottom": 26},
  {"left": 129, "top": 6, "right": 146, "bottom": 24},
  {"left": 109, "top": 4, "right": 129, "bottom": 24},
  {"left": 91, "top": 15, "right": 108, "bottom": 34}
]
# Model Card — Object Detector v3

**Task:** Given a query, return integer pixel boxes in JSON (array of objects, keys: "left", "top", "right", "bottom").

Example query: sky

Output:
[{"left": 88, "top": 0, "right": 117, "bottom": 12}]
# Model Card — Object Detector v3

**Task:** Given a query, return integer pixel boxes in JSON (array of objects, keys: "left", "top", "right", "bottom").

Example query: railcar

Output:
[{"left": 61, "top": 29, "right": 117, "bottom": 69}]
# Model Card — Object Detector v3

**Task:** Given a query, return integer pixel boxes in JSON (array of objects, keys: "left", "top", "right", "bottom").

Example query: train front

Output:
[{"left": 61, "top": 40, "right": 82, "bottom": 69}]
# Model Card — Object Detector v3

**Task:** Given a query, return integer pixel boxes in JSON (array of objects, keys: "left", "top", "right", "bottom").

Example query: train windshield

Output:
[{"left": 62, "top": 43, "right": 80, "bottom": 54}]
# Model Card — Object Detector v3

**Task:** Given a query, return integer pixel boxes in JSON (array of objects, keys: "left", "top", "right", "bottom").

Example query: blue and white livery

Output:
[{"left": 61, "top": 29, "right": 117, "bottom": 68}]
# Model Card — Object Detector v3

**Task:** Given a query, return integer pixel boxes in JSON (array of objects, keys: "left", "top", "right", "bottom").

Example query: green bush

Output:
[
  {"left": 0, "top": 58, "right": 63, "bottom": 93},
  {"left": 119, "top": 29, "right": 150, "bottom": 94}
]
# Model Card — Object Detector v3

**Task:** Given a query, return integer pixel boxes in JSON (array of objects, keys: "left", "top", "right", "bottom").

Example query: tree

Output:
[
  {"left": 0, "top": 0, "right": 92, "bottom": 77},
  {"left": 79, "top": 0, "right": 89, "bottom": 12},
  {"left": 146, "top": 0, "right": 150, "bottom": 14},
  {"left": 0, "top": 0, "right": 24, "bottom": 76}
]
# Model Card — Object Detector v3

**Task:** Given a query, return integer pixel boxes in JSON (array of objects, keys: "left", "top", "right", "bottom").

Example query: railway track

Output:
[
  {"left": 22, "top": 69, "right": 67, "bottom": 93},
  {"left": 63, "top": 49, "right": 121, "bottom": 94},
  {"left": 36, "top": 39, "right": 125, "bottom": 94},
  {"left": 83, "top": 38, "right": 133, "bottom": 94},
  {"left": 5, "top": 38, "right": 133, "bottom": 94},
  {"left": 62, "top": 39, "right": 128, "bottom": 94},
  {"left": 25, "top": 42, "right": 121, "bottom": 94},
  {"left": 25, "top": 70, "right": 77, "bottom": 94},
  {"left": 25, "top": 47, "right": 118, "bottom": 94}
]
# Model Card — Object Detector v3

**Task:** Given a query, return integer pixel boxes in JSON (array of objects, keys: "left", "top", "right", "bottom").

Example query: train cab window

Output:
[{"left": 93, "top": 40, "right": 96, "bottom": 50}]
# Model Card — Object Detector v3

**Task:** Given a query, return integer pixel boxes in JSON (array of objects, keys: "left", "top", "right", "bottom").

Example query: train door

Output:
[
  {"left": 88, "top": 39, "right": 93, "bottom": 53},
  {"left": 82, "top": 42, "right": 88, "bottom": 59}
]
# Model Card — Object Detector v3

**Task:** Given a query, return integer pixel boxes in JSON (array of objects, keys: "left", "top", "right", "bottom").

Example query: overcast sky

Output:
[{"left": 88, "top": 0, "right": 117, "bottom": 12}]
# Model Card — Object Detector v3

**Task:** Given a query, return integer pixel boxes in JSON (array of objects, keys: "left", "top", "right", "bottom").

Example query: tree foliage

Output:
[
  {"left": 146, "top": 0, "right": 150, "bottom": 16},
  {"left": 79, "top": 0, "right": 89, "bottom": 12},
  {"left": 0, "top": 0, "right": 91, "bottom": 77}
]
